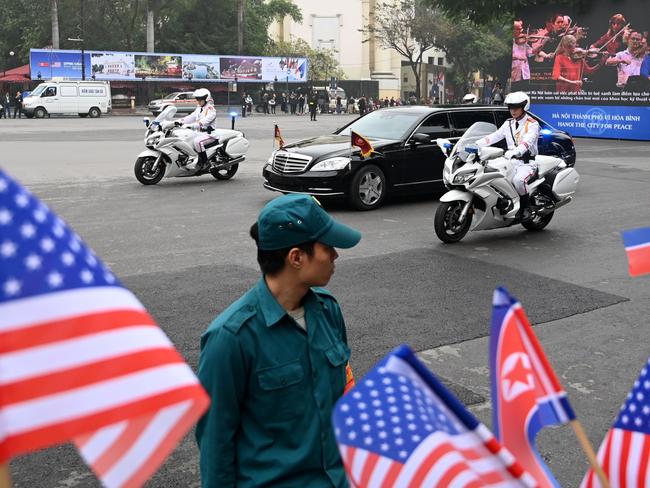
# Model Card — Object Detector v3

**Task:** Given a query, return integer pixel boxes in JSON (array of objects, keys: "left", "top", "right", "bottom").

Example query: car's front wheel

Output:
[{"left": 349, "top": 164, "right": 386, "bottom": 210}]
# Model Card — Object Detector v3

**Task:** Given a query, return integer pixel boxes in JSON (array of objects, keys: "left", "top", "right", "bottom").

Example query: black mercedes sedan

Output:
[{"left": 262, "top": 105, "right": 576, "bottom": 210}]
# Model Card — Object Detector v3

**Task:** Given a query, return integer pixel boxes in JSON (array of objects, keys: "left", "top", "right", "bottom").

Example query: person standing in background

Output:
[{"left": 13, "top": 91, "right": 23, "bottom": 119}]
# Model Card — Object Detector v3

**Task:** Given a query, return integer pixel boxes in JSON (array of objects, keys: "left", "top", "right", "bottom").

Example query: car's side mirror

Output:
[
  {"left": 435, "top": 138, "right": 453, "bottom": 156},
  {"left": 411, "top": 133, "right": 430, "bottom": 145}
]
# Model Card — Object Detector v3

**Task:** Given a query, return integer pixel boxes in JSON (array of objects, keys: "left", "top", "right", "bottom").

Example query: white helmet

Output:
[
  {"left": 504, "top": 91, "right": 530, "bottom": 111},
  {"left": 462, "top": 93, "right": 477, "bottom": 104},
  {"left": 193, "top": 88, "right": 212, "bottom": 102}
]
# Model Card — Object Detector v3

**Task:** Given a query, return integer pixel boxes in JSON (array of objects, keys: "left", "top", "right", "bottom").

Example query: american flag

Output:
[
  {"left": 490, "top": 287, "right": 575, "bottom": 488},
  {"left": 0, "top": 170, "right": 209, "bottom": 487},
  {"left": 581, "top": 356, "right": 650, "bottom": 488},
  {"left": 332, "top": 345, "right": 536, "bottom": 488}
]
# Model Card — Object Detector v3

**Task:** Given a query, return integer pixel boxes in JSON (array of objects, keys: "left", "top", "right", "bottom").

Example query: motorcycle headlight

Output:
[
  {"left": 309, "top": 157, "right": 350, "bottom": 172},
  {"left": 452, "top": 170, "right": 476, "bottom": 184}
]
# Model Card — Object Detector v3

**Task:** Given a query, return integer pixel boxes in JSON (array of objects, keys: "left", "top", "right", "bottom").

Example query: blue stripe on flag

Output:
[{"left": 621, "top": 226, "right": 650, "bottom": 248}]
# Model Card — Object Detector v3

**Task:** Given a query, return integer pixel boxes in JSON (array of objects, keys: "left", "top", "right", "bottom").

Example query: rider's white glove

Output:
[{"left": 504, "top": 149, "right": 516, "bottom": 159}]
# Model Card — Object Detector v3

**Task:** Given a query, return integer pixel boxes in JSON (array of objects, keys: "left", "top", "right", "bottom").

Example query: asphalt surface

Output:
[{"left": 1, "top": 112, "right": 649, "bottom": 487}]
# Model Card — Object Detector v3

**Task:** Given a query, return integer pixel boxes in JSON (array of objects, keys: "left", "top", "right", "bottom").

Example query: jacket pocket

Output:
[
  {"left": 325, "top": 341, "right": 350, "bottom": 395},
  {"left": 325, "top": 341, "right": 350, "bottom": 368},
  {"left": 256, "top": 360, "right": 305, "bottom": 422}
]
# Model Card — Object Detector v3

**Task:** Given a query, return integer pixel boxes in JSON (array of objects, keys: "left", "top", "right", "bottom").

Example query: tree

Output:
[
  {"left": 51, "top": 0, "right": 60, "bottom": 49},
  {"left": 426, "top": 0, "right": 588, "bottom": 23},
  {"left": 157, "top": 0, "right": 301, "bottom": 56},
  {"left": 265, "top": 38, "right": 345, "bottom": 81},
  {"left": 431, "top": 16, "right": 511, "bottom": 98},
  {"left": 361, "top": 0, "right": 439, "bottom": 100}
]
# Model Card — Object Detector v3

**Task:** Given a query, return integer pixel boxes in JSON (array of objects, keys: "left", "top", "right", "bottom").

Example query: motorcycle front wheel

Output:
[
  {"left": 210, "top": 164, "right": 239, "bottom": 180},
  {"left": 434, "top": 201, "right": 472, "bottom": 243},
  {"left": 134, "top": 156, "right": 165, "bottom": 185}
]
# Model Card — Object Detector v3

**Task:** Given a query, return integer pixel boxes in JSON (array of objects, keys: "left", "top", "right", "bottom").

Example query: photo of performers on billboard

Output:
[{"left": 513, "top": 0, "right": 648, "bottom": 105}]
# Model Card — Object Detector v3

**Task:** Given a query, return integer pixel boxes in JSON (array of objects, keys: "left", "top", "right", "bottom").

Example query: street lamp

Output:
[{"left": 67, "top": 38, "right": 86, "bottom": 80}]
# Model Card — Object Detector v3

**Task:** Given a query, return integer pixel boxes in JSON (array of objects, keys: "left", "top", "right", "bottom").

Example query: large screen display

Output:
[
  {"left": 30, "top": 49, "right": 309, "bottom": 83},
  {"left": 514, "top": 0, "right": 649, "bottom": 140}
]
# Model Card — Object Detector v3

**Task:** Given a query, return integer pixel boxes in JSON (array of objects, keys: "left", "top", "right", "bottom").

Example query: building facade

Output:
[{"left": 270, "top": 0, "right": 446, "bottom": 99}]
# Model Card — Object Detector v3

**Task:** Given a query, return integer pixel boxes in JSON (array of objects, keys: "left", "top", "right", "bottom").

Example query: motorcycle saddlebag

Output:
[
  {"left": 552, "top": 167, "right": 579, "bottom": 200},
  {"left": 225, "top": 137, "right": 250, "bottom": 158}
]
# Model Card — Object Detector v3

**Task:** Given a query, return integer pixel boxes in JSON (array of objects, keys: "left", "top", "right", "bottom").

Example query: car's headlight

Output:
[
  {"left": 267, "top": 151, "right": 277, "bottom": 165},
  {"left": 309, "top": 157, "right": 350, "bottom": 172},
  {"left": 452, "top": 170, "right": 476, "bottom": 184}
]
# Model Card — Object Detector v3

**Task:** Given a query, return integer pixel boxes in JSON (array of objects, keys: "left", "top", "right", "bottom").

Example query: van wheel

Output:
[
  {"left": 88, "top": 107, "right": 101, "bottom": 118},
  {"left": 34, "top": 107, "right": 47, "bottom": 119}
]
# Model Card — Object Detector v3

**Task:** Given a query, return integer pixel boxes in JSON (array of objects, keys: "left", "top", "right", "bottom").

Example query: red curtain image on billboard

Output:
[
  {"left": 220, "top": 57, "right": 262, "bottom": 80},
  {"left": 514, "top": 0, "right": 649, "bottom": 140},
  {"left": 134, "top": 55, "right": 182, "bottom": 79}
]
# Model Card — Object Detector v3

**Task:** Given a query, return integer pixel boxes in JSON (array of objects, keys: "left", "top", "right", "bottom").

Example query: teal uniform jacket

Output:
[{"left": 196, "top": 277, "right": 351, "bottom": 487}]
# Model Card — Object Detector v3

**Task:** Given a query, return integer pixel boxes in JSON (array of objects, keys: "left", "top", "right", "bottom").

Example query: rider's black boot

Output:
[
  {"left": 197, "top": 151, "right": 209, "bottom": 170},
  {"left": 519, "top": 194, "right": 532, "bottom": 222}
]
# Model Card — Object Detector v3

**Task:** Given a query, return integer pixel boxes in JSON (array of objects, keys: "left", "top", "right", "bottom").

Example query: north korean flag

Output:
[
  {"left": 621, "top": 226, "right": 650, "bottom": 277},
  {"left": 490, "top": 287, "right": 576, "bottom": 487},
  {"left": 351, "top": 130, "right": 373, "bottom": 158}
]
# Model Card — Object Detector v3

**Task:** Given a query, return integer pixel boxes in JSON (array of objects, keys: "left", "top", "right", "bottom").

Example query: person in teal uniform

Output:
[{"left": 196, "top": 193, "right": 361, "bottom": 487}]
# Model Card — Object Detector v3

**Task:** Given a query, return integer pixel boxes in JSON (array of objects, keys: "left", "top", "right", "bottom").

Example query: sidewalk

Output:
[{"left": 110, "top": 106, "right": 354, "bottom": 117}]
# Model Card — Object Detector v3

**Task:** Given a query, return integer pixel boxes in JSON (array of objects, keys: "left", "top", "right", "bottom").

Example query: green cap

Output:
[{"left": 258, "top": 194, "right": 362, "bottom": 250}]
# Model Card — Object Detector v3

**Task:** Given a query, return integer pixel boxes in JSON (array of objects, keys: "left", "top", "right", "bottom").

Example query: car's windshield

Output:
[
  {"left": 452, "top": 122, "right": 497, "bottom": 158},
  {"left": 163, "top": 93, "right": 179, "bottom": 100},
  {"left": 337, "top": 110, "right": 422, "bottom": 139},
  {"left": 31, "top": 84, "right": 47, "bottom": 97}
]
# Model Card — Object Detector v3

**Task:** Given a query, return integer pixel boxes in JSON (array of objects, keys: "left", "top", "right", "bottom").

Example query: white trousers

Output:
[
  {"left": 512, "top": 160, "right": 538, "bottom": 195},
  {"left": 193, "top": 133, "right": 216, "bottom": 153}
]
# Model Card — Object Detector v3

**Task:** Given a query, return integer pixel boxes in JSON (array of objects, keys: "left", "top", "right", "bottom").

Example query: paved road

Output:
[{"left": 1, "top": 113, "right": 649, "bottom": 487}]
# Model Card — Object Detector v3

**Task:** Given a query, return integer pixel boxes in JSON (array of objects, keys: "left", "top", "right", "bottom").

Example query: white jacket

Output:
[
  {"left": 182, "top": 103, "right": 217, "bottom": 132},
  {"left": 478, "top": 115, "right": 539, "bottom": 158}
]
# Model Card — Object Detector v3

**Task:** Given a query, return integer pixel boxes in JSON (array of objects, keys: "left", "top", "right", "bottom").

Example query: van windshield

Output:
[{"left": 31, "top": 85, "right": 47, "bottom": 97}]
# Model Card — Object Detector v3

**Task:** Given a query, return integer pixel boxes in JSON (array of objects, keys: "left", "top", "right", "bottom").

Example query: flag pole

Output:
[
  {"left": 273, "top": 120, "right": 277, "bottom": 151},
  {"left": 570, "top": 419, "right": 610, "bottom": 488},
  {"left": 0, "top": 463, "right": 12, "bottom": 488}
]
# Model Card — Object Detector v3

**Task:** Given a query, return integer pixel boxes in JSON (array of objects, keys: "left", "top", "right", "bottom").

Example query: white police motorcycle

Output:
[
  {"left": 134, "top": 106, "right": 249, "bottom": 185},
  {"left": 434, "top": 121, "right": 579, "bottom": 243}
]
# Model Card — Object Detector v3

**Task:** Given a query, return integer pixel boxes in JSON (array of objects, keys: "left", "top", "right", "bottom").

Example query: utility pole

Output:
[
  {"left": 237, "top": 0, "right": 244, "bottom": 54},
  {"left": 79, "top": 0, "right": 86, "bottom": 80}
]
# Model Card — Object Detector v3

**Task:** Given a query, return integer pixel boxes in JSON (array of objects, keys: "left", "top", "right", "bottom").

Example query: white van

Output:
[{"left": 22, "top": 80, "right": 111, "bottom": 118}]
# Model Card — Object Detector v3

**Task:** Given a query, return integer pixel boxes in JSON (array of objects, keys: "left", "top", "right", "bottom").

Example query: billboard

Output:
[
  {"left": 90, "top": 52, "right": 135, "bottom": 79},
  {"left": 31, "top": 50, "right": 91, "bottom": 80},
  {"left": 30, "top": 49, "right": 309, "bottom": 83},
  {"left": 514, "top": 0, "right": 649, "bottom": 140},
  {"left": 182, "top": 54, "right": 220, "bottom": 81}
]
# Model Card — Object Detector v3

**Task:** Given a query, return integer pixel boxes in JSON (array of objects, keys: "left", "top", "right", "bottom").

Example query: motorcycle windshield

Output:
[
  {"left": 154, "top": 105, "right": 177, "bottom": 123},
  {"left": 452, "top": 122, "right": 497, "bottom": 160}
]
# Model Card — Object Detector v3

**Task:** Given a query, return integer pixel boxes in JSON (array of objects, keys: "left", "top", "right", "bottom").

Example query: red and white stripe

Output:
[
  {"left": 581, "top": 428, "right": 650, "bottom": 488},
  {"left": 339, "top": 428, "right": 536, "bottom": 488},
  {"left": 0, "top": 286, "right": 209, "bottom": 487}
]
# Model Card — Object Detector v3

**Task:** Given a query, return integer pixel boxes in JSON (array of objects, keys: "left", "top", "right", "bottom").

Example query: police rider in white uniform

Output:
[
  {"left": 476, "top": 91, "right": 539, "bottom": 221},
  {"left": 178, "top": 88, "right": 217, "bottom": 170}
]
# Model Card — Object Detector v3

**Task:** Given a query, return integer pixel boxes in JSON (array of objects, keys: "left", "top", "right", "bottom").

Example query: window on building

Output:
[
  {"left": 403, "top": 76, "right": 409, "bottom": 82},
  {"left": 428, "top": 57, "right": 435, "bottom": 65},
  {"left": 437, "top": 57, "right": 444, "bottom": 66}
]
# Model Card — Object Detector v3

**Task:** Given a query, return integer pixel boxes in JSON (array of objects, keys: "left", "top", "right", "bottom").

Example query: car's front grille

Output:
[{"left": 272, "top": 152, "right": 312, "bottom": 173}]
